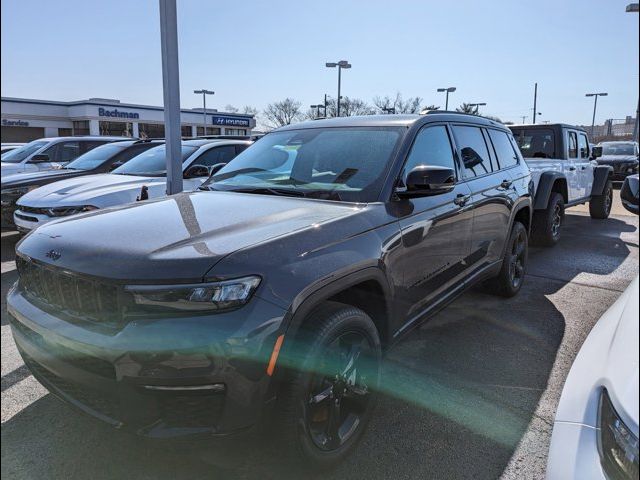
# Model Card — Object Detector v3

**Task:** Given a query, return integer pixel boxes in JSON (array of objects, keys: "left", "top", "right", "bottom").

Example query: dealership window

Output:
[
  {"left": 225, "top": 128, "right": 247, "bottom": 136},
  {"left": 72, "top": 121, "right": 90, "bottom": 136},
  {"left": 138, "top": 123, "right": 165, "bottom": 139},
  {"left": 58, "top": 128, "right": 73, "bottom": 137},
  {"left": 181, "top": 125, "right": 193, "bottom": 137},
  {"left": 196, "top": 126, "right": 221, "bottom": 136},
  {"left": 99, "top": 121, "right": 132, "bottom": 136}
]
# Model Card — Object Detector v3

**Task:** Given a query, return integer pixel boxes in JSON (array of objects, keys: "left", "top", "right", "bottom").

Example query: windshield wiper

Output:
[{"left": 224, "top": 187, "right": 308, "bottom": 197}]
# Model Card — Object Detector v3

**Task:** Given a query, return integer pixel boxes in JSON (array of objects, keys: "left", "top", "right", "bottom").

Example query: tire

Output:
[
  {"left": 274, "top": 302, "right": 381, "bottom": 469},
  {"left": 485, "top": 221, "right": 528, "bottom": 297},
  {"left": 530, "top": 192, "right": 564, "bottom": 247},
  {"left": 589, "top": 180, "right": 613, "bottom": 219}
]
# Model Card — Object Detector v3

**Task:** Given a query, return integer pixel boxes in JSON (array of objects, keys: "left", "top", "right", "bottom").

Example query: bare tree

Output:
[
  {"left": 373, "top": 92, "right": 423, "bottom": 114},
  {"left": 422, "top": 104, "right": 440, "bottom": 111},
  {"left": 224, "top": 104, "right": 240, "bottom": 113},
  {"left": 322, "top": 96, "right": 374, "bottom": 117},
  {"left": 263, "top": 98, "right": 303, "bottom": 128},
  {"left": 456, "top": 103, "right": 480, "bottom": 115},
  {"left": 242, "top": 105, "right": 259, "bottom": 116}
]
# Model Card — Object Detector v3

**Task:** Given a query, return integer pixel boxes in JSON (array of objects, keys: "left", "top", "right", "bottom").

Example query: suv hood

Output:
[
  {"left": 2, "top": 168, "right": 83, "bottom": 189},
  {"left": 16, "top": 173, "right": 167, "bottom": 209},
  {"left": 17, "top": 191, "right": 367, "bottom": 282}
]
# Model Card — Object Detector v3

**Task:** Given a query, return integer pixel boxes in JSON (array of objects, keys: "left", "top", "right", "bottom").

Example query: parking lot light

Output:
[
  {"left": 194, "top": 89, "right": 215, "bottom": 135},
  {"left": 326, "top": 60, "right": 351, "bottom": 117},
  {"left": 585, "top": 92, "right": 608, "bottom": 137},
  {"left": 437, "top": 87, "right": 456, "bottom": 110}
]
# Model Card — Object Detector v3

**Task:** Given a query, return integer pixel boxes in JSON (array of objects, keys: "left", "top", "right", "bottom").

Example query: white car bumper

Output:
[
  {"left": 546, "top": 422, "right": 605, "bottom": 479},
  {"left": 13, "top": 209, "right": 53, "bottom": 233}
]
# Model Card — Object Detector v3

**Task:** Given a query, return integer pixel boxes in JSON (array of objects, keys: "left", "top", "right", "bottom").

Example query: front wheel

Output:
[
  {"left": 589, "top": 180, "right": 613, "bottom": 219},
  {"left": 485, "top": 221, "right": 528, "bottom": 297},
  {"left": 274, "top": 302, "right": 381, "bottom": 469}
]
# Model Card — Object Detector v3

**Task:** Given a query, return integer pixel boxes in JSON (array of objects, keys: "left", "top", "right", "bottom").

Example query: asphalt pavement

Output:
[{"left": 1, "top": 196, "right": 638, "bottom": 480}]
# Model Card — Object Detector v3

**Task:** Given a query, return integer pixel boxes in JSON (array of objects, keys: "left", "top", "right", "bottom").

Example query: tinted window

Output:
[
  {"left": 511, "top": 128, "right": 556, "bottom": 158},
  {"left": 488, "top": 129, "right": 519, "bottom": 169},
  {"left": 568, "top": 131, "right": 578, "bottom": 158},
  {"left": 578, "top": 133, "right": 589, "bottom": 159},
  {"left": 403, "top": 125, "right": 456, "bottom": 179},
  {"left": 210, "top": 127, "right": 403, "bottom": 202},
  {"left": 45, "top": 141, "right": 80, "bottom": 163},
  {"left": 112, "top": 145, "right": 197, "bottom": 176},
  {"left": 192, "top": 145, "right": 237, "bottom": 167},
  {"left": 452, "top": 125, "right": 493, "bottom": 178}
]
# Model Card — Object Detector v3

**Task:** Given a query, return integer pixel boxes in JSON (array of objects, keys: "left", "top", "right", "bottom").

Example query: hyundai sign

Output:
[{"left": 211, "top": 115, "right": 250, "bottom": 127}]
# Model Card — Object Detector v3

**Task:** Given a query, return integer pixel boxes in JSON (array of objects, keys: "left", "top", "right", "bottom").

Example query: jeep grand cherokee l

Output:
[{"left": 8, "top": 112, "right": 532, "bottom": 467}]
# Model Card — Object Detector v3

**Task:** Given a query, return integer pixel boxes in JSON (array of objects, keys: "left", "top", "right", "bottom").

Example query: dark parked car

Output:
[
  {"left": 8, "top": 112, "right": 532, "bottom": 467},
  {"left": 1, "top": 139, "right": 162, "bottom": 228},
  {"left": 595, "top": 141, "right": 639, "bottom": 181},
  {"left": 620, "top": 174, "right": 639, "bottom": 214}
]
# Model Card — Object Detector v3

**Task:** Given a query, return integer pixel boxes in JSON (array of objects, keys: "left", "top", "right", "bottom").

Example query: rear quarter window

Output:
[
  {"left": 488, "top": 129, "right": 519, "bottom": 169},
  {"left": 510, "top": 128, "right": 556, "bottom": 159}
]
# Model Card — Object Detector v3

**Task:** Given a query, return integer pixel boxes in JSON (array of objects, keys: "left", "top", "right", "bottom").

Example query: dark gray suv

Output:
[{"left": 8, "top": 112, "right": 532, "bottom": 467}]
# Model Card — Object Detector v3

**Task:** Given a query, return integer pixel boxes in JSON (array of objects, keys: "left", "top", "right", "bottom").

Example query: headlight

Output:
[
  {"left": 126, "top": 276, "right": 261, "bottom": 313},
  {"left": 46, "top": 205, "right": 98, "bottom": 217},
  {"left": 598, "top": 389, "right": 639, "bottom": 480}
]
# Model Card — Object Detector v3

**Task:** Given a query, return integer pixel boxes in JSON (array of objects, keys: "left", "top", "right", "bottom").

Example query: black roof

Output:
[
  {"left": 276, "top": 112, "right": 505, "bottom": 131},
  {"left": 509, "top": 123, "right": 588, "bottom": 133}
]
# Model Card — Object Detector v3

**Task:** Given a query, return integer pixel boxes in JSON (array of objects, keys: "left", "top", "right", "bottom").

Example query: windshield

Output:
[
  {"left": 112, "top": 145, "right": 197, "bottom": 176},
  {"left": 0, "top": 140, "right": 48, "bottom": 163},
  {"left": 207, "top": 127, "right": 403, "bottom": 202},
  {"left": 601, "top": 143, "right": 636, "bottom": 156},
  {"left": 64, "top": 143, "right": 128, "bottom": 171}
]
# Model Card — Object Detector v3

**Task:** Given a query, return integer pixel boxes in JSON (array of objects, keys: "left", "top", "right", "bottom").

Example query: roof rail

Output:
[{"left": 188, "top": 135, "right": 253, "bottom": 141}]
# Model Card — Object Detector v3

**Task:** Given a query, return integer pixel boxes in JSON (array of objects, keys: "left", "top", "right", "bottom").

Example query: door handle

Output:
[
  {"left": 581, "top": 166, "right": 586, "bottom": 170},
  {"left": 500, "top": 179, "right": 513, "bottom": 189},
  {"left": 569, "top": 167, "right": 576, "bottom": 171},
  {"left": 454, "top": 194, "right": 470, "bottom": 207}
]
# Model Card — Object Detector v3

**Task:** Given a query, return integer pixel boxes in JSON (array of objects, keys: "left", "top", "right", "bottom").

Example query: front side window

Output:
[
  {"left": 209, "top": 127, "right": 403, "bottom": 202},
  {"left": 0, "top": 140, "right": 47, "bottom": 163},
  {"left": 192, "top": 145, "right": 237, "bottom": 167},
  {"left": 403, "top": 125, "right": 456, "bottom": 179},
  {"left": 51, "top": 141, "right": 81, "bottom": 162},
  {"left": 510, "top": 128, "right": 555, "bottom": 158},
  {"left": 112, "top": 145, "right": 197, "bottom": 176},
  {"left": 488, "top": 129, "right": 519, "bottom": 169},
  {"left": 452, "top": 125, "right": 493, "bottom": 178},
  {"left": 578, "top": 133, "right": 589, "bottom": 159},
  {"left": 568, "top": 131, "right": 578, "bottom": 158}
]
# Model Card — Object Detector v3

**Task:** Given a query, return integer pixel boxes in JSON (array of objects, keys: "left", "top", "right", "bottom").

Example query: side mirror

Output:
[
  {"left": 396, "top": 165, "right": 455, "bottom": 198},
  {"left": 208, "top": 162, "right": 227, "bottom": 176},
  {"left": 591, "top": 146, "right": 603, "bottom": 159},
  {"left": 183, "top": 164, "right": 210, "bottom": 179},
  {"left": 620, "top": 175, "right": 639, "bottom": 215},
  {"left": 29, "top": 154, "right": 50, "bottom": 163}
]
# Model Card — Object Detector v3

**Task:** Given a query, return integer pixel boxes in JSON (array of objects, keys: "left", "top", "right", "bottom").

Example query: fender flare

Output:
[
  {"left": 534, "top": 172, "right": 567, "bottom": 210},
  {"left": 591, "top": 165, "right": 613, "bottom": 197},
  {"left": 281, "top": 266, "right": 393, "bottom": 348}
]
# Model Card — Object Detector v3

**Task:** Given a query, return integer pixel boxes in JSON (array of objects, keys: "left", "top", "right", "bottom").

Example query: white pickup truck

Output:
[{"left": 509, "top": 124, "right": 613, "bottom": 246}]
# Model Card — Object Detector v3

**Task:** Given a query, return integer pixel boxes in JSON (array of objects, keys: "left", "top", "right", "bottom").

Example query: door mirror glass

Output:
[
  {"left": 592, "top": 146, "right": 603, "bottom": 159},
  {"left": 183, "top": 164, "right": 210, "bottom": 179},
  {"left": 397, "top": 165, "right": 455, "bottom": 198},
  {"left": 28, "top": 154, "right": 50, "bottom": 163}
]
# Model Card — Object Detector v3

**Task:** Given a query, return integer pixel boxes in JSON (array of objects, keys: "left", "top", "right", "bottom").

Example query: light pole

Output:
[
  {"left": 585, "top": 92, "right": 608, "bottom": 137},
  {"left": 326, "top": 60, "right": 351, "bottom": 117},
  {"left": 468, "top": 102, "right": 487, "bottom": 114},
  {"left": 437, "top": 87, "right": 456, "bottom": 110},
  {"left": 194, "top": 89, "right": 214, "bottom": 134},
  {"left": 310, "top": 104, "right": 322, "bottom": 119}
]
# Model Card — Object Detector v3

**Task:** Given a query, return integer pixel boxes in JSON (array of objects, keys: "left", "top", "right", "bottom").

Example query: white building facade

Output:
[{"left": 1, "top": 97, "right": 256, "bottom": 142}]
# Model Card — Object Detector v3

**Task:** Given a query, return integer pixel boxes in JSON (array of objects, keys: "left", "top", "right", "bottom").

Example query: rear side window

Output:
[
  {"left": 193, "top": 145, "right": 237, "bottom": 167},
  {"left": 452, "top": 125, "right": 493, "bottom": 178},
  {"left": 511, "top": 128, "right": 555, "bottom": 158},
  {"left": 488, "top": 129, "right": 519, "bottom": 169},
  {"left": 568, "top": 131, "right": 578, "bottom": 158},
  {"left": 403, "top": 125, "right": 456, "bottom": 179}
]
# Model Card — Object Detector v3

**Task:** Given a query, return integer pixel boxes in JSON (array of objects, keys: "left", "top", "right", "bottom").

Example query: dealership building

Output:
[{"left": 1, "top": 97, "right": 256, "bottom": 142}]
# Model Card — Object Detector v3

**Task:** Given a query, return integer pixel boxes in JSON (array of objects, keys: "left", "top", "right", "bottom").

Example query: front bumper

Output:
[
  {"left": 598, "top": 162, "right": 638, "bottom": 181},
  {"left": 7, "top": 285, "right": 288, "bottom": 438},
  {"left": 13, "top": 209, "right": 53, "bottom": 233},
  {"left": 546, "top": 422, "right": 605, "bottom": 479}
]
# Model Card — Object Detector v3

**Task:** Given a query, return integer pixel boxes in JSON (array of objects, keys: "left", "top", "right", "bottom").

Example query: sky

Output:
[{"left": 1, "top": 0, "right": 638, "bottom": 126}]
